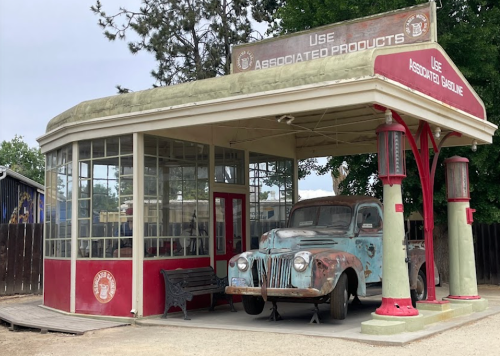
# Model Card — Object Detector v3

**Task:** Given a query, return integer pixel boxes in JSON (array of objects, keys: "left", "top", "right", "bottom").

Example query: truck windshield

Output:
[{"left": 289, "top": 205, "right": 352, "bottom": 229}]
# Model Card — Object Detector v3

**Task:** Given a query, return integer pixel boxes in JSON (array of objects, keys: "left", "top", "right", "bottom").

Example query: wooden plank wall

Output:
[
  {"left": 0, "top": 223, "right": 43, "bottom": 296},
  {"left": 474, "top": 223, "right": 500, "bottom": 285}
]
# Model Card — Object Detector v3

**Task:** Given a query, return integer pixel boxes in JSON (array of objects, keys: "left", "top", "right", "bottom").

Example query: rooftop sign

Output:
[
  {"left": 374, "top": 48, "right": 485, "bottom": 120},
  {"left": 232, "top": 3, "right": 436, "bottom": 74}
]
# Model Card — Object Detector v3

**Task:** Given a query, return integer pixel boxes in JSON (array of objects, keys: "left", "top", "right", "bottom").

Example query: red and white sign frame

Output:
[
  {"left": 93, "top": 270, "right": 117, "bottom": 304},
  {"left": 374, "top": 48, "right": 485, "bottom": 120}
]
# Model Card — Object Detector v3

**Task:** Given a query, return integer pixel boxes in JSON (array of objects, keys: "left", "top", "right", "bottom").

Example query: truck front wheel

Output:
[
  {"left": 242, "top": 295, "right": 265, "bottom": 315},
  {"left": 330, "top": 273, "right": 349, "bottom": 320}
]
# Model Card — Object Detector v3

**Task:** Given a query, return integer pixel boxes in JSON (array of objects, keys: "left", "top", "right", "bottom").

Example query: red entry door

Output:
[{"left": 213, "top": 193, "right": 246, "bottom": 279}]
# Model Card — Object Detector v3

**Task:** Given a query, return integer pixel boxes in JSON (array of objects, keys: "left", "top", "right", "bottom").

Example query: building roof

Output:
[
  {"left": 40, "top": 42, "right": 496, "bottom": 158},
  {"left": 49, "top": 42, "right": 488, "bottom": 131},
  {"left": 1, "top": 168, "right": 44, "bottom": 191},
  {"left": 46, "top": 42, "right": 375, "bottom": 133}
]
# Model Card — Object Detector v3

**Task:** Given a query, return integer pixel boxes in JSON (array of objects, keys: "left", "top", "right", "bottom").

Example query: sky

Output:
[{"left": 0, "top": 1, "right": 334, "bottom": 197}]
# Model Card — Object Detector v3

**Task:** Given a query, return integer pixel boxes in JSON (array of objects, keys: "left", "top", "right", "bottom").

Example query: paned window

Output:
[
  {"left": 249, "top": 153, "right": 294, "bottom": 249},
  {"left": 45, "top": 144, "right": 72, "bottom": 258},
  {"left": 214, "top": 146, "right": 244, "bottom": 185},
  {"left": 143, "top": 136, "right": 209, "bottom": 258},
  {"left": 77, "top": 135, "right": 133, "bottom": 258}
]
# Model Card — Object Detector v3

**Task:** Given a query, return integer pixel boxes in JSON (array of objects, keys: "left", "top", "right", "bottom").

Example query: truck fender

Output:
[{"left": 311, "top": 250, "right": 366, "bottom": 297}]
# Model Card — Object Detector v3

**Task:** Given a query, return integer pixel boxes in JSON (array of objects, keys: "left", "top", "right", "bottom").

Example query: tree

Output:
[
  {"left": 275, "top": 0, "right": 500, "bottom": 224},
  {"left": 0, "top": 135, "right": 45, "bottom": 185},
  {"left": 91, "top": 0, "right": 262, "bottom": 88},
  {"left": 93, "top": 183, "right": 119, "bottom": 213}
]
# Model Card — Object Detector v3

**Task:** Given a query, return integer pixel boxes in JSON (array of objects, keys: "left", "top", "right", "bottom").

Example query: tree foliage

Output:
[
  {"left": 275, "top": 0, "right": 500, "bottom": 223},
  {"left": 0, "top": 135, "right": 45, "bottom": 185},
  {"left": 92, "top": 0, "right": 261, "bottom": 88}
]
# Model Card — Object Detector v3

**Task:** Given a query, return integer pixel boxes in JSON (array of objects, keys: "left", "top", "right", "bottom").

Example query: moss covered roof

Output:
[{"left": 46, "top": 46, "right": 380, "bottom": 133}]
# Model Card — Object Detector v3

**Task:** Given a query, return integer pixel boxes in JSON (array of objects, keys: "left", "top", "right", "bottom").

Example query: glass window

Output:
[
  {"left": 77, "top": 135, "right": 133, "bottom": 259},
  {"left": 44, "top": 144, "right": 72, "bottom": 258},
  {"left": 214, "top": 146, "right": 244, "bottom": 185},
  {"left": 143, "top": 135, "right": 209, "bottom": 259},
  {"left": 289, "top": 205, "right": 352, "bottom": 229},
  {"left": 357, "top": 206, "right": 382, "bottom": 230},
  {"left": 249, "top": 153, "right": 294, "bottom": 248}
]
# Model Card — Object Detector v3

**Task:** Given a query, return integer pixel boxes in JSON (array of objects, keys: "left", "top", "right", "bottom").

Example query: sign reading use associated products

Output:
[{"left": 232, "top": 3, "right": 436, "bottom": 74}]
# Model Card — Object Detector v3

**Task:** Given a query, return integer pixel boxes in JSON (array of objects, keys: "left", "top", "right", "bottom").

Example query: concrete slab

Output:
[
  {"left": 361, "top": 319, "right": 406, "bottom": 335},
  {"left": 443, "top": 297, "right": 489, "bottom": 312},
  {"left": 370, "top": 312, "right": 425, "bottom": 332},
  {"left": 136, "top": 285, "right": 500, "bottom": 346}
]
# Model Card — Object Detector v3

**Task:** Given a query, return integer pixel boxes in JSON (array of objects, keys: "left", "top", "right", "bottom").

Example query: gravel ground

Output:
[{"left": 1, "top": 286, "right": 499, "bottom": 356}]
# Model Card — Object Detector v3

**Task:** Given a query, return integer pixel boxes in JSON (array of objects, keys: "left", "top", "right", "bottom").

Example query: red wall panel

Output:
[
  {"left": 44, "top": 259, "right": 71, "bottom": 312},
  {"left": 75, "top": 260, "right": 132, "bottom": 317},
  {"left": 142, "top": 258, "right": 210, "bottom": 316}
]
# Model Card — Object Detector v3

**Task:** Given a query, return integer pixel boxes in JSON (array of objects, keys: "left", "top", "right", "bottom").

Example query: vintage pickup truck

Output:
[{"left": 226, "top": 195, "right": 438, "bottom": 320}]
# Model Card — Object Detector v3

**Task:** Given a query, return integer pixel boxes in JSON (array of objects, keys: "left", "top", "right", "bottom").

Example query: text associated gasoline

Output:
[
  {"left": 254, "top": 32, "right": 405, "bottom": 70},
  {"left": 409, "top": 56, "right": 464, "bottom": 96}
]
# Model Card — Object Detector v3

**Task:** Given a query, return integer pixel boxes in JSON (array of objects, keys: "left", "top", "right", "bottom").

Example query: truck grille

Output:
[{"left": 251, "top": 255, "right": 293, "bottom": 288}]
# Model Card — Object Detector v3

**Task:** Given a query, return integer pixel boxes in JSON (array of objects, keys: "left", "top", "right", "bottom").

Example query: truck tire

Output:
[
  {"left": 242, "top": 295, "right": 265, "bottom": 315},
  {"left": 330, "top": 273, "right": 348, "bottom": 320},
  {"left": 411, "top": 269, "right": 427, "bottom": 307}
]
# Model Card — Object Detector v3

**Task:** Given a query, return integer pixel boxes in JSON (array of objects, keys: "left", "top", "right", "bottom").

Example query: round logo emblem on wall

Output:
[
  {"left": 237, "top": 50, "right": 254, "bottom": 71},
  {"left": 93, "top": 270, "right": 116, "bottom": 304},
  {"left": 404, "top": 13, "right": 430, "bottom": 38}
]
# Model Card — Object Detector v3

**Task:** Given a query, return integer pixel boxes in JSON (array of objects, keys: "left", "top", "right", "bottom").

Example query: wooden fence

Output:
[
  {"left": 473, "top": 223, "right": 500, "bottom": 285},
  {"left": 407, "top": 220, "right": 499, "bottom": 285},
  {"left": 0, "top": 223, "right": 43, "bottom": 296}
]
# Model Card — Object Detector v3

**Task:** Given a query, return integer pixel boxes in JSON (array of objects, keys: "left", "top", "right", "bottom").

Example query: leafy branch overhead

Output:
[
  {"left": 275, "top": 0, "right": 500, "bottom": 223},
  {"left": 0, "top": 135, "right": 45, "bottom": 185},
  {"left": 91, "top": 0, "right": 265, "bottom": 88}
]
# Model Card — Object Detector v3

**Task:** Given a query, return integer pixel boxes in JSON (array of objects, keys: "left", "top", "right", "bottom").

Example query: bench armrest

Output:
[{"left": 215, "top": 275, "right": 229, "bottom": 289}]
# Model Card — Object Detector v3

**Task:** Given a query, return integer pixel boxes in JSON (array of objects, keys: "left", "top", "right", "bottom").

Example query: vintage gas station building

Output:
[{"left": 38, "top": 3, "right": 496, "bottom": 323}]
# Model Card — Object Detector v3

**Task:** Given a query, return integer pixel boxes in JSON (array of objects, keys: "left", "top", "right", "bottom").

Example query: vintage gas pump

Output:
[
  {"left": 375, "top": 110, "right": 418, "bottom": 316},
  {"left": 444, "top": 156, "right": 482, "bottom": 301}
]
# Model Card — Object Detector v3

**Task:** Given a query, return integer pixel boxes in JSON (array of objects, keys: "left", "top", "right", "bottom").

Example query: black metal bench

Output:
[{"left": 160, "top": 266, "right": 236, "bottom": 320}]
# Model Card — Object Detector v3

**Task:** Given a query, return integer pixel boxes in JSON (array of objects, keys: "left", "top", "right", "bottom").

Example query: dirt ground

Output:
[{"left": 1, "top": 286, "right": 500, "bottom": 356}]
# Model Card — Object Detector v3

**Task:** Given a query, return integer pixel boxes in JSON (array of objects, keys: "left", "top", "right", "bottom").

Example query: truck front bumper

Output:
[{"left": 225, "top": 286, "right": 324, "bottom": 298}]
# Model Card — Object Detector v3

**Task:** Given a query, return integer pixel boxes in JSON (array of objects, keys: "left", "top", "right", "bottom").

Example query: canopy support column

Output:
[{"left": 375, "top": 105, "right": 461, "bottom": 304}]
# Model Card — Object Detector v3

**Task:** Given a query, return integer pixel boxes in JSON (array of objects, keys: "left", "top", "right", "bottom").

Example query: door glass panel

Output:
[
  {"left": 233, "top": 199, "right": 243, "bottom": 254},
  {"left": 215, "top": 198, "right": 226, "bottom": 255},
  {"left": 214, "top": 147, "right": 245, "bottom": 184}
]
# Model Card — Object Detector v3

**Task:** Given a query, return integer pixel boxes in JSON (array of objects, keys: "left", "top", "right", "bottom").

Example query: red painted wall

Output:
[
  {"left": 44, "top": 259, "right": 71, "bottom": 312},
  {"left": 142, "top": 258, "right": 210, "bottom": 316},
  {"left": 75, "top": 260, "right": 132, "bottom": 317},
  {"left": 44, "top": 258, "right": 213, "bottom": 317}
]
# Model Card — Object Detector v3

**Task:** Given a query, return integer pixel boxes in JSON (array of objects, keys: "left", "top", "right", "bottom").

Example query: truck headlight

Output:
[
  {"left": 237, "top": 257, "right": 249, "bottom": 271},
  {"left": 293, "top": 256, "right": 308, "bottom": 272}
]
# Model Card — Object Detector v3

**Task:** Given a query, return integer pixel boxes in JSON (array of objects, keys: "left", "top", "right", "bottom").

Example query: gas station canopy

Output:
[
  {"left": 41, "top": 41, "right": 496, "bottom": 158},
  {"left": 41, "top": 2, "right": 496, "bottom": 158}
]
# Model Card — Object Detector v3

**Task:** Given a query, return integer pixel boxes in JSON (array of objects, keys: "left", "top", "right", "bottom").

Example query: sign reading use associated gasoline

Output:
[{"left": 232, "top": 3, "right": 436, "bottom": 74}]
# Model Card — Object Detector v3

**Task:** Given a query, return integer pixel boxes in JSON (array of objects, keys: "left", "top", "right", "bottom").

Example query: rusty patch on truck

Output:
[
  {"left": 260, "top": 231, "right": 270, "bottom": 243},
  {"left": 365, "top": 262, "right": 372, "bottom": 278},
  {"left": 261, "top": 273, "right": 268, "bottom": 301},
  {"left": 310, "top": 251, "right": 363, "bottom": 293},
  {"left": 367, "top": 244, "right": 376, "bottom": 258}
]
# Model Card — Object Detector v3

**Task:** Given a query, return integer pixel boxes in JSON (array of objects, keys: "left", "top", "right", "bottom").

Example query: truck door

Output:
[{"left": 355, "top": 204, "right": 383, "bottom": 283}]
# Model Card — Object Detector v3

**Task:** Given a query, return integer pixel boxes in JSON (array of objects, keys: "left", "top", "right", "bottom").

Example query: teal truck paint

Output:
[{"left": 225, "top": 195, "right": 437, "bottom": 320}]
